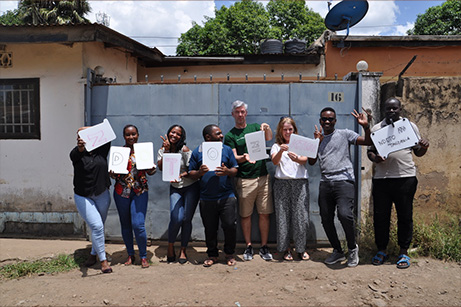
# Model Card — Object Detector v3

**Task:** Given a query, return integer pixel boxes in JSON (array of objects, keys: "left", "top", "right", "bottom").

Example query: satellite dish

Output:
[{"left": 325, "top": 0, "right": 369, "bottom": 39}]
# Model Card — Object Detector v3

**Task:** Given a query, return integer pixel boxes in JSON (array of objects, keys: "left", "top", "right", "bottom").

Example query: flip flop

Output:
[
  {"left": 203, "top": 257, "right": 218, "bottom": 267},
  {"left": 396, "top": 254, "right": 410, "bottom": 269},
  {"left": 226, "top": 255, "right": 236, "bottom": 266},
  {"left": 101, "top": 267, "right": 113, "bottom": 273},
  {"left": 283, "top": 250, "right": 293, "bottom": 261},
  {"left": 372, "top": 251, "right": 388, "bottom": 265},
  {"left": 298, "top": 251, "right": 310, "bottom": 261}
]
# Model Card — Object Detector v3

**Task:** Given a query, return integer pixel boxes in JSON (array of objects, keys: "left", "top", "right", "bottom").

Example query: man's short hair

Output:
[
  {"left": 384, "top": 97, "right": 401, "bottom": 107},
  {"left": 231, "top": 100, "right": 248, "bottom": 112},
  {"left": 320, "top": 107, "right": 336, "bottom": 117},
  {"left": 202, "top": 124, "right": 218, "bottom": 140}
]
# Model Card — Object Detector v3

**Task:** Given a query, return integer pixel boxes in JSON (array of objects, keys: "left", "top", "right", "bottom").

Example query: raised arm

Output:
[{"left": 352, "top": 108, "right": 372, "bottom": 146}]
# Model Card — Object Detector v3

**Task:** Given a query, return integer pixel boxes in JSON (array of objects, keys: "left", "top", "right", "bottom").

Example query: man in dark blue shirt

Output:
[{"left": 189, "top": 124, "right": 239, "bottom": 267}]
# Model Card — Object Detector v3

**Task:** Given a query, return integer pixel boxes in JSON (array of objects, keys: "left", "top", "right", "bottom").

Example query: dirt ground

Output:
[{"left": 0, "top": 238, "right": 460, "bottom": 306}]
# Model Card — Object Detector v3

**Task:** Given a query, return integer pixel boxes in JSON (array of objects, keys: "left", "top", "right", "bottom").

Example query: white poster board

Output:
[
  {"left": 162, "top": 153, "right": 181, "bottom": 182},
  {"left": 202, "top": 142, "right": 222, "bottom": 171},
  {"left": 78, "top": 118, "right": 116, "bottom": 152},
  {"left": 108, "top": 146, "right": 130, "bottom": 174},
  {"left": 288, "top": 134, "right": 320, "bottom": 158},
  {"left": 244, "top": 130, "right": 269, "bottom": 162},
  {"left": 133, "top": 142, "right": 156, "bottom": 170},
  {"left": 370, "top": 118, "right": 420, "bottom": 159}
]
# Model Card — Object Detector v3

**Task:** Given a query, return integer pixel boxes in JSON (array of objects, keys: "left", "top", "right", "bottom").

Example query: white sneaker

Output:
[{"left": 347, "top": 245, "right": 359, "bottom": 267}]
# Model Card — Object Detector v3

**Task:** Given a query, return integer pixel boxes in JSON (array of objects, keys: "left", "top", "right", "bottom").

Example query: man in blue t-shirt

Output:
[
  {"left": 309, "top": 107, "right": 371, "bottom": 267},
  {"left": 189, "top": 124, "right": 239, "bottom": 267}
]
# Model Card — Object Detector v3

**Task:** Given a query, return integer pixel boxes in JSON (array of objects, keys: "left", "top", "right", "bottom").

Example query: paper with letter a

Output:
[
  {"left": 133, "top": 142, "right": 156, "bottom": 170},
  {"left": 162, "top": 153, "right": 181, "bottom": 182},
  {"left": 370, "top": 118, "right": 420, "bottom": 159},
  {"left": 202, "top": 142, "right": 222, "bottom": 171},
  {"left": 78, "top": 118, "right": 116, "bottom": 152},
  {"left": 288, "top": 134, "right": 320, "bottom": 159},
  {"left": 108, "top": 146, "right": 130, "bottom": 174},
  {"left": 244, "top": 130, "right": 269, "bottom": 162}
]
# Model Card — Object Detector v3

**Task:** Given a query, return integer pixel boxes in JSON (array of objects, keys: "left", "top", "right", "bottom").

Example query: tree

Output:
[
  {"left": 19, "top": 0, "right": 91, "bottom": 25},
  {"left": 0, "top": 9, "right": 23, "bottom": 25},
  {"left": 407, "top": 0, "right": 461, "bottom": 35},
  {"left": 176, "top": 0, "right": 326, "bottom": 56}
]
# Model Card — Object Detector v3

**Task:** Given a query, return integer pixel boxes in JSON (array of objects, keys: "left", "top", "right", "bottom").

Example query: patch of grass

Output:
[{"left": 0, "top": 254, "right": 79, "bottom": 279}]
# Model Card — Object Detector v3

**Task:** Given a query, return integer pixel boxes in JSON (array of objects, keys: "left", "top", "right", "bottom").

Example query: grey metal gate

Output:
[{"left": 90, "top": 81, "right": 361, "bottom": 244}]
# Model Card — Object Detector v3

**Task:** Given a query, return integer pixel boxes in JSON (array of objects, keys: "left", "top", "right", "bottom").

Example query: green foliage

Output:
[
  {"left": 177, "top": 0, "right": 326, "bottom": 55},
  {"left": 407, "top": 0, "right": 461, "bottom": 35},
  {"left": 0, "top": 9, "right": 24, "bottom": 25},
  {"left": 18, "top": 0, "right": 91, "bottom": 25},
  {"left": 0, "top": 254, "right": 80, "bottom": 280}
]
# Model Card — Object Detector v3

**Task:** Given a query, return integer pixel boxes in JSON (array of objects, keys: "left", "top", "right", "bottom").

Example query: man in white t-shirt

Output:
[{"left": 367, "top": 97, "right": 429, "bottom": 269}]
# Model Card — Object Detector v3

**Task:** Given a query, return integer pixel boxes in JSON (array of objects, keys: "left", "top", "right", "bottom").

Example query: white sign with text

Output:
[
  {"left": 288, "top": 134, "right": 320, "bottom": 158},
  {"left": 162, "top": 153, "right": 181, "bottom": 182},
  {"left": 371, "top": 118, "right": 420, "bottom": 159},
  {"left": 133, "top": 142, "right": 156, "bottom": 170},
  {"left": 78, "top": 118, "right": 116, "bottom": 152},
  {"left": 108, "top": 146, "right": 130, "bottom": 174},
  {"left": 244, "top": 130, "right": 269, "bottom": 162},
  {"left": 202, "top": 142, "right": 222, "bottom": 171}
]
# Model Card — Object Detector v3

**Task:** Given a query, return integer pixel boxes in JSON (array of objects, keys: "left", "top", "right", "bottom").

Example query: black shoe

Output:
[{"left": 167, "top": 254, "right": 176, "bottom": 263}]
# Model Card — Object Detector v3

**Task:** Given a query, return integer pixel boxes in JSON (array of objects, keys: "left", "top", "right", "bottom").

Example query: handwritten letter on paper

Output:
[
  {"left": 288, "top": 134, "right": 320, "bottom": 159},
  {"left": 108, "top": 146, "right": 130, "bottom": 174},
  {"left": 133, "top": 142, "right": 155, "bottom": 170},
  {"left": 370, "top": 118, "right": 420, "bottom": 159},
  {"left": 78, "top": 118, "right": 116, "bottom": 152},
  {"left": 162, "top": 153, "right": 181, "bottom": 182},
  {"left": 244, "top": 131, "right": 269, "bottom": 162},
  {"left": 202, "top": 142, "right": 222, "bottom": 171}
]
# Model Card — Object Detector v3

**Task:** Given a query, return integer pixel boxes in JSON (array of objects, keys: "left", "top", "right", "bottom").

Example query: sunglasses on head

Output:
[
  {"left": 280, "top": 116, "right": 292, "bottom": 120},
  {"left": 321, "top": 117, "right": 336, "bottom": 122}
]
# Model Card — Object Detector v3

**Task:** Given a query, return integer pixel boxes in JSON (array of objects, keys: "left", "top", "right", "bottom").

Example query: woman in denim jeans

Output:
[
  {"left": 70, "top": 127, "right": 112, "bottom": 273},
  {"left": 157, "top": 125, "right": 199, "bottom": 264},
  {"left": 111, "top": 125, "right": 156, "bottom": 269}
]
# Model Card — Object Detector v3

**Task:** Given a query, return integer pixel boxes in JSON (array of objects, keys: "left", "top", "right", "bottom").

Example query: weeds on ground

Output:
[{"left": 0, "top": 254, "right": 79, "bottom": 279}]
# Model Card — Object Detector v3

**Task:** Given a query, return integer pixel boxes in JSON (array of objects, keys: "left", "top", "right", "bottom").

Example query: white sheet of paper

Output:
[
  {"left": 78, "top": 118, "right": 116, "bottom": 152},
  {"left": 162, "top": 153, "right": 181, "bottom": 182},
  {"left": 108, "top": 146, "right": 130, "bottom": 174},
  {"left": 202, "top": 142, "right": 222, "bottom": 171},
  {"left": 244, "top": 130, "right": 269, "bottom": 162},
  {"left": 288, "top": 134, "right": 320, "bottom": 158},
  {"left": 370, "top": 118, "right": 420, "bottom": 159},
  {"left": 133, "top": 142, "right": 156, "bottom": 170}
]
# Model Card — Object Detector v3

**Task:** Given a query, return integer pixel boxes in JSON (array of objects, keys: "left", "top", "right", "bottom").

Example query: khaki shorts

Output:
[{"left": 235, "top": 175, "right": 273, "bottom": 217}]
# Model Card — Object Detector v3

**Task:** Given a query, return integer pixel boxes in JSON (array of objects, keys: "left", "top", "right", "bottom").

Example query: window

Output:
[{"left": 0, "top": 78, "right": 40, "bottom": 139}]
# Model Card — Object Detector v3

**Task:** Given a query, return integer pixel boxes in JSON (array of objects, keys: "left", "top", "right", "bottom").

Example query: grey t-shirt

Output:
[{"left": 318, "top": 129, "right": 359, "bottom": 182}]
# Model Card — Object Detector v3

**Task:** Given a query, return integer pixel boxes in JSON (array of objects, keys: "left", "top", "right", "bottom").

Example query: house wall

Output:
[{"left": 325, "top": 42, "right": 461, "bottom": 82}]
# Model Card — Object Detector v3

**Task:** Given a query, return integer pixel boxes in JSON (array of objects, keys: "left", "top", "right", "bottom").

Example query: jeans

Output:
[
  {"left": 318, "top": 180, "right": 357, "bottom": 252},
  {"left": 199, "top": 197, "right": 237, "bottom": 257},
  {"left": 74, "top": 189, "right": 110, "bottom": 261},
  {"left": 372, "top": 177, "right": 418, "bottom": 251},
  {"left": 114, "top": 190, "right": 148, "bottom": 258},
  {"left": 168, "top": 182, "right": 200, "bottom": 247}
]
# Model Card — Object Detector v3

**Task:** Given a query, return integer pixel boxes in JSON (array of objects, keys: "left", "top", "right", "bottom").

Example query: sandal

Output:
[
  {"left": 124, "top": 255, "right": 135, "bottom": 265},
  {"left": 100, "top": 260, "right": 112, "bottom": 273},
  {"left": 203, "top": 257, "right": 218, "bottom": 267},
  {"left": 226, "top": 255, "right": 236, "bottom": 266},
  {"left": 141, "top": 258, "right": 150, "bottom": 268},
  {"left": 298, "top": 251, "right": 310, "bottom": 261},
  {"left": 372, "top": 251, "right": 388, "bottom": 265},
  {"left": 283, "top": 250, "right": 293, "bottom": 261},
  {"left": 396, "top": 254, "right": 411, "bottom": 269}
]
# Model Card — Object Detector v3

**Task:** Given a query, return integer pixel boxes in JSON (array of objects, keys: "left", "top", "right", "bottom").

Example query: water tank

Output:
[
  {"left": 260, "top": 39, "right": 283, "bottom": 54},
  {"left": 284, "top": 39, "right": 306, "bottom": 54}
]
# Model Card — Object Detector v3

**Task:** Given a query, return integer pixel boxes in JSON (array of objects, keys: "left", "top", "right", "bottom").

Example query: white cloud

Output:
[{"left": 0, "top": 1, "right": 19, "bottom": 13}]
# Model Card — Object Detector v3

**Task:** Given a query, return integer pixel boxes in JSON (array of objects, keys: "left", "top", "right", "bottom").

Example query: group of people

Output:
[{"left": 70, "top": 97, "right": 428, "bottom": 273}]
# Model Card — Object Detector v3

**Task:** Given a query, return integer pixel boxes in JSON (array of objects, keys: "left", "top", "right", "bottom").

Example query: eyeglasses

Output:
[
  {"left": 280, "top": 116, "right": 292, "bottom": 120},
  {"left": 321, "top": 117, "right": 336, "bottom": 122}
]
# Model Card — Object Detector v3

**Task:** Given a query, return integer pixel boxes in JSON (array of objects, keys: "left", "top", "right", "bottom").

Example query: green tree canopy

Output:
[
  {"left": 0, "top": 9, "right": 23, "bottom": 25},
  {"left": 176, "top": 0, "right": 326, "bottom": 56},
  {"left": 407, "top": 0, "right": 461, "bottom": 35}
]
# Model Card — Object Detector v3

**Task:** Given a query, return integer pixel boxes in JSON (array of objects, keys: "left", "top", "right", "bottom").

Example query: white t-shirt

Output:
[{"left": 270, "top": 143, "right": 309, "bottom": 179}]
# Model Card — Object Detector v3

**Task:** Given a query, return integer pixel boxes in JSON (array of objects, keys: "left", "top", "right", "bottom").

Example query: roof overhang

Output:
[{"left": 329, "top": 34, "right": 461, "bottom": 48}]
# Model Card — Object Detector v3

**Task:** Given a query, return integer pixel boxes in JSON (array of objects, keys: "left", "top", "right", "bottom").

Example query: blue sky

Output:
[{"left": 0, "top": 1, "right": 446, "bottom": 55}]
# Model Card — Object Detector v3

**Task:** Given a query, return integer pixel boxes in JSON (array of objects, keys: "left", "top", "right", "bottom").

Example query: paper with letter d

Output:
[
  {"left": 108, "top": 146, "right": 130, "bottom": 174},
  {"left": 202, "top": 142, "right": 222, "bottom": 171},
  {"left": 133, "top": 142, "right": 156, "bottom": 170},
  {"left": 288, "top": 134, "right": 320, "bottom": 158},
  {"left": 244, "top": 130, "right": 269, "bottom": 162},
  {"left": 162, "top": 153, "right": 181, "bottom": 182},
  {"left": 370, "top": 118, "right": 420, "bottom": 159},
  {"left": 78, "top": 118, "right": 116, "bottom": 152}
]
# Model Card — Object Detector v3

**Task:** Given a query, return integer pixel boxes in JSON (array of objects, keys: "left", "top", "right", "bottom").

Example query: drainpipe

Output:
[{"left": 85, "top": 68, "right": 94, "bottom": 126}]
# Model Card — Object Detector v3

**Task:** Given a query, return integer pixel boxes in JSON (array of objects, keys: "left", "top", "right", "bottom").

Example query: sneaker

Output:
[
  {"left": 347, "top": 245, "right": 359, "bottom": 267},
  {"left": 243, "top": 245, "right": 254, "bottom": 261},
  {"left": 324, "top": 249, "right": 346, "bottom": 264},
  {"left": 259, "top": 245, "right": 273, "bottom": 261}
]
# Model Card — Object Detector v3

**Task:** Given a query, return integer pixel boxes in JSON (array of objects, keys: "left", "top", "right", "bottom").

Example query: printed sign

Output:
[
  {"left": 244, "top": 130, "right": 269, "bottom": 162},
  {"left": 202, "top": 142, "right": 222, "bottom": 171},
  {"left": 288, "top": 134, "right": 320, "bottom": 158},
  {"left": 108, "top": 146, "right": 130, "bottom": 174},
  {"left": 371, "top": 118, "right": 420, "bottom": 159},
  {"left": 162, "top": 153, "right": 181, "bottom": 182},
  {"left": 133, "top": 142, "right": 156, "bottom": 170},
  {"left": 78, "top": 118, "right": 116, "bottom": 152}
]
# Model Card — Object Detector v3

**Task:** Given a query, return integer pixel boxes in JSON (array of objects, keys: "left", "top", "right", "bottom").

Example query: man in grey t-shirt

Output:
[{"left": 309, "top": 107, "right": 372, "bottom": 267}]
